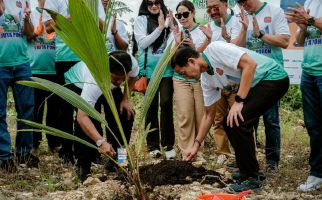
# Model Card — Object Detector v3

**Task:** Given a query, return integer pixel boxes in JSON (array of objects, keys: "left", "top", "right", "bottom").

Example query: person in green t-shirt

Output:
[
  {"left": 286, "top": 0, "right": 322, "bottom": 192},
  {"left": 0, "top": 0, "right": 39, "bottom": 172}
]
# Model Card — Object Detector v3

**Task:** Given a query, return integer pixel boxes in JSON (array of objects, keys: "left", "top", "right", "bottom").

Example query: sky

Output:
[{"left": 30, "top": 0, "right": 283, "bottom": 31}]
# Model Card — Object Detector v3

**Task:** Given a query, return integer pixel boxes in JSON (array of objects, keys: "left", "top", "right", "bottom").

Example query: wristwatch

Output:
[
  {"left": 235, "top": 95, "right": 246, "bottom": 103},
  {"left": 258, "top": 30, "right": 265, "bottom": 39},
  {"left": 96, "top": 138, "right": 104, "bottom": 147},
  {"left": 307, "top": 17, "right": 315, "bottom": 26}
]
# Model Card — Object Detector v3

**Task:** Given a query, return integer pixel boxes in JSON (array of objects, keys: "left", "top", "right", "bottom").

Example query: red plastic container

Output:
[{"left": 197, "top": 190, "right": 252, "bottom": 200}]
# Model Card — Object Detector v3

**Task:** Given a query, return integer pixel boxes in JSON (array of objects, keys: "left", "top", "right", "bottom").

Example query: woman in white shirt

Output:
[{"left": 134, "top": 0, "right": 175, "bottom": 159}]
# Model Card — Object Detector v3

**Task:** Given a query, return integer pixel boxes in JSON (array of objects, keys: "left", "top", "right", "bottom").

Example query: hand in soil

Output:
[
  {"left": 99, "top": 141, "right": 116, "bottom": 157},
  {"left": 185, "top": 143, "right": 199, "bottom": 161}
]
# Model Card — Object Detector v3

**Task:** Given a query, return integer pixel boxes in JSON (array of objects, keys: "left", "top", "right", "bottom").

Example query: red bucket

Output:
[{"left": 197, "top": 190, "right": 252, "bottom": 200}]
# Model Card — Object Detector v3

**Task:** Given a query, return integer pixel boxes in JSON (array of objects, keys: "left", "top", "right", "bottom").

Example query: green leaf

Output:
[{"left": 18, "top": 119, "right": 97, "bottom": 149}]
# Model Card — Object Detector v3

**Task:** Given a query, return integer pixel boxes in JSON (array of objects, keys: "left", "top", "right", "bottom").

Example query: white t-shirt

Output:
[
  {"left": 134, "top": 15, "right": 163, "bottom": 50},
  {"left": 201, "top": 42, "right": 244, "bottom": 106},
  {"left": 231, "top": 2, "right": 290, "bottom": 66},
  {"left": 3, "top": 0, "right": 29, "bottom": 21},
  {"left": 209, "top": 14, "right": 240, "bottom": 42},
  {"left": 105, "top": 19, "right": 128, "bottom": 52},
  {"left": 74, "top": 55, "right": 139, "bottom": 107}
]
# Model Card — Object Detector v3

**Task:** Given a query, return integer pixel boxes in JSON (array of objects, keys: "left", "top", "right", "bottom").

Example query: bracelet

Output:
[
  {"left": 194, "top": 139, "right": 202, "bottom": 147},
  {"left": 112, "top": 30, "right": 118, "bottom": 35}
]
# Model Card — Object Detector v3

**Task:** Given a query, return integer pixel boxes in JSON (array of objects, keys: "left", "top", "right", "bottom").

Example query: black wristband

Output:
[
  {"left": 235, "top": 95, "right": 246, "bottom": 103},
  {"left": 194, "top": 139, "right": 202, "bottom": 147},
  {"left": 112, "top": 30, "right": 118, "bottom": 35}
]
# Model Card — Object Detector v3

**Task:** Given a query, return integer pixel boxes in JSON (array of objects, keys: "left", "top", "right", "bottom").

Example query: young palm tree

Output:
[{"left": 18, "top": 0, "right": 181, "bottom": 199}]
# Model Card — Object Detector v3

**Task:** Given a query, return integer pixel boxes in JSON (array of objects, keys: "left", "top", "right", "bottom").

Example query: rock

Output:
[
  {"left": 191, "top": 186, "right": 201, "bottom": 191},
  {"left": 192, "top": 161, "right": 203, "bottom": 168},
  {"left": 191, "top": 181, "right": 201, "bottom": 186},
  {"left": 83, "top": 177, "right": 101, "bottom": 186}
]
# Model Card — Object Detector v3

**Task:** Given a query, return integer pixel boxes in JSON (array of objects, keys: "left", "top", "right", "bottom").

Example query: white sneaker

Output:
[
  {"left": 216, "top": 154, "right": 228, "bottom": 165},
  {"left": 165, "top": 149, "right": 176, "bottom": 160},
  {"left": 298, "top": 175, "right": 322, "bottom": 192},
  {"left": 149, "top": 149, "right": 161, "bottom": 158}
]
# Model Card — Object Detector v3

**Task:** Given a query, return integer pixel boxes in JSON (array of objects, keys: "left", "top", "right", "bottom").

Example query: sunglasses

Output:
[
  {"left": 206, "top": 6, "right": 220, "bottom": 14},
  {"left": 147, "top": 1, "right": 161, "bottom": 7},
  {"left": 175, "top": 11, "right": 191, "bottom": 19}
]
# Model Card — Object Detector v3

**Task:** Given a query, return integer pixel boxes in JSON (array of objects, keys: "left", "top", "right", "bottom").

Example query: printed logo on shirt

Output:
[
  {"left": 16, "top": 1, "right": 22, "bottom": 8},
  {"left": 264, "top": 17, "right": 272, "bottom": 23},
  {"left": 33, "top": 37, "right": 55, "bottom": 50},
  {"left": 247, "top": 26, "right": 272, "bottom": 55},
  {"left": 304, "top": 26, "right": 322, "bottom": 47},
  {"left": 0, "top": 14, "right": 23, "bottom": 38}
]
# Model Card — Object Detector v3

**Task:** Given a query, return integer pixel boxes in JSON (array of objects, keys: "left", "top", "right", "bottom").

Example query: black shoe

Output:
[
  {"left": 76, "top": 164, "right": 91, "bottom": 183},
  {"left": 105, "top": 159, "right": 117, "bottom": 172},
  {"left": 0, "top": 159, "right": 17, "bottom": 173},
  {"left": 229, "top": 177, "right": 264, "bottom": 192},
  {"left": 17, "top": 153, "right": 40, "bottom": 168},
  {"left": 266, "top": 163, "right": 278, "bottom": 173},
  {"left": 232, "top": 172, "right": 266, "bottom": 182},
  {"left": 59, "top": 152, "right": 75, "bottom": 166}
]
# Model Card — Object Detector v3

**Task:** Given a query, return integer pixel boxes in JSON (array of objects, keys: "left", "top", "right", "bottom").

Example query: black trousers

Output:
[
  {"left": 33, "top": 74, "right": 60, "bottom": 149},
  {"left": 224, "top": 77, "right": 289, "bottom": 177},
  {"left": 53, "top": 61, "right": 79, "bottom": 155},
  {"left": 74, "top": 87, "right": 134, "bottom": 167},
  {"left": 145, "top": 77, "right": 175, "bottom": 151}
]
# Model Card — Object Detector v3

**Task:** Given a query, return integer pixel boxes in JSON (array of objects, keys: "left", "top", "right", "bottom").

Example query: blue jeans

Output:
[
  {"left": 254, "top": 101, "right": 281, "bottom": 165},
  {"left": 0, "top": 63, "right": 34, "bottom": 160},
  {"left": 301, "top": 71, "right": 322, "bottom": 178}
]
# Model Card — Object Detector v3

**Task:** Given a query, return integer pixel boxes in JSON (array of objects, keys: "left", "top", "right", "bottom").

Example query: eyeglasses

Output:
[
  {"left": 147, "top": 1, "right": 161, "bottom": 7},
  {"left": 206, "top": 6, "right": 220, "bottom": 14},
  {"left": 175, "top": 11, "right": 191, "bottom": 19},
  {"left": 237, "top": 0, "right": 247, "bottom": 4}
]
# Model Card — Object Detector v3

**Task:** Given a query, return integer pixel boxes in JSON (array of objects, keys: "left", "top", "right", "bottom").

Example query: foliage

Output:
[{"left": 281, "top": 85, "right": 302, "bottom": 111}]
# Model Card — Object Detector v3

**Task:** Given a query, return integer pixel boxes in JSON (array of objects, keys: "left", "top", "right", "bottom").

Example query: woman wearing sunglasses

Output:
[
  {"left": 171, "top": 0, "right": 210, "bottom": 161},
  {"left": 134, "top": 0, "right": 176, "bottom": 159}
]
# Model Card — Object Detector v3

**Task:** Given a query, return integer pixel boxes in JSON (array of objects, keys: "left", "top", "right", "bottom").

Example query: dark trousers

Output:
[
  {"left": 74, "top": 87, "right": 134, "bottom": 167},
  {"left": 145, "top": 77, "right": 175, "bottom": 151},
  {"left": 53, "top": 61, "right": 79, "bottom": 156},
  {"left": 301, "top": 71, "right": 322, "bottom": 178},
  {"left": 224, "top": 77, "right": 289, "bottom": 177},
  {"left": 33, "top": 74, "right": 61, "bottom": 149},
  {"left": 253, "top": 100, "right": 281, "bottom": 165}
]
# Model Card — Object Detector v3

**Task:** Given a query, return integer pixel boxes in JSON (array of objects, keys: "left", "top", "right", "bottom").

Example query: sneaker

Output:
[
  {"left": 75, "top": 164, "right": 91, "bottom": 183},
  {"left": 17, "top": 153, "right": 39, "bottom": 168},
  {"left": 229, "top": 177, "right": 263, "bottom": 192},
  {"left": 165, "top": 149, "right": 176, "bottom": 160},
  {"left": 149, "top": 149, "right": 161, "bottom": 158},
  {"left": 216, "top": 154, "right": 228, "bottom": 165},
  {"left": 298, "top": 175, "right": 322, "bottom": 192},
  {"left": 0, "top": 159, "right": 17, "bottom": 173},
  {"left": 266, "top": 163, "right": 278, "bottom": 173},
  {"left": 232, "top": 172, "right": 266, "bottom": 182}
]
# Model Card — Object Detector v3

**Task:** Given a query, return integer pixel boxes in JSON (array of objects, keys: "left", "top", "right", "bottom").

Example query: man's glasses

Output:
[
  {"left": 206, "top": 6, "right": 220, "bottom": 14},
  {"left": 237, "top": 0, "right": 247, "bottom": 4},
  {"left": 175, "top": 11, "right": 191, "bottom": 19},
  {"left": 147, "top": 1, "right": 161, "bottom": 7}
]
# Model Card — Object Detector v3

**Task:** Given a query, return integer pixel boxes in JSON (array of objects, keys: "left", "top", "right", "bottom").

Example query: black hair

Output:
[
  {"left": 176, "top": 0, "right": 196, "bottom": 23},
  {"left": 138, "top": 0, "right": 171, "bottom": 52},
  {"left": 171, "top": 47, "right": 199, "bottom": 69},
  {"left": 109, "top": 51, "right": 132, "bottom": 74}
]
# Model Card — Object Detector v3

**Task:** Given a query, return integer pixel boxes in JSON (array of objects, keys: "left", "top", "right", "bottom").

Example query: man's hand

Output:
[
  {"left": 183, "top": 36, "right": 196, "bottom": 49},
  {"left": 239, "top": 8, "right": 249, "bottom": 31},
  {"left": 199, "top": 23, "right": 212, "bottom": 41},
  {"left": 23, "top": 6, "right": 31, "bottom": 23},
  {"left": 286, "top": 3, "right": 310, "bottom": 30},
  {"left": 120, "top": 99, "right": 135, "bottom": 120},
  {"left": 227, "top": 102, "right": 244, "bottom": 128},
  {"left": 184, "top": 142, "right": 200, "bottom": 161},
  {"left": 111, "top": 14, "right": 117, "bottom": 34},
  {"left": 99, "top": 141, "right": 116, "bottom": 157},
  {"left": 221, "top": 18, "right": 231, "bottom": 42},
  {"left": 252, "top": 14, "right": 260, "bottom": 38}
]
